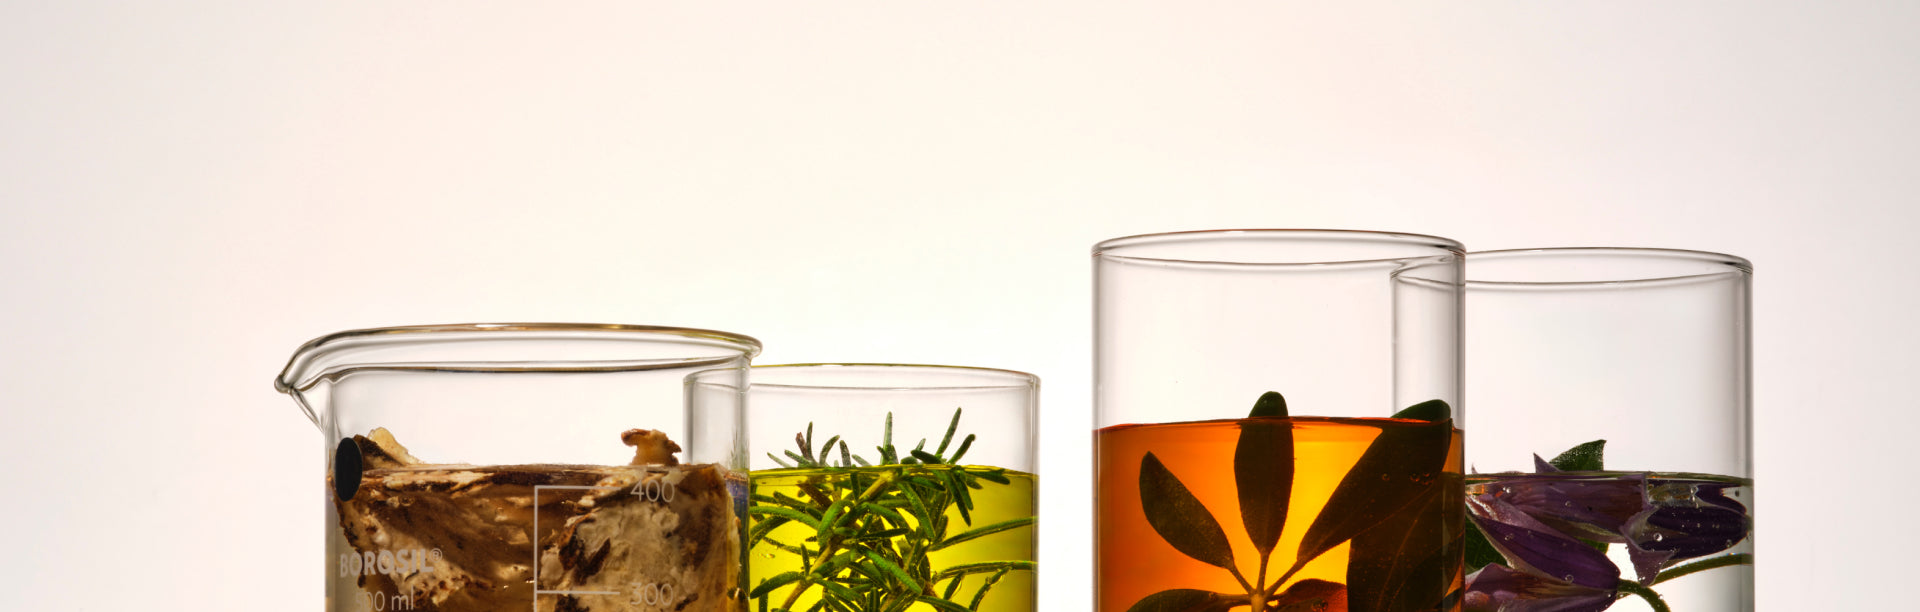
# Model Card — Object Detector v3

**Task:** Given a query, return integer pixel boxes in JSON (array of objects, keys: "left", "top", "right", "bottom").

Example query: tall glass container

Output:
[
  {"left": 1462, "top": 249, "right": 1753, "bottom": 612},
  {"left": 1094, "top": 230, "right": 1466, "bottom": 612},
  {"left": 276, "top": 323, "right": 760, "bottom": 612},
  {"left": 690, "top": 364, "right": 1039, "bottom": 612}
]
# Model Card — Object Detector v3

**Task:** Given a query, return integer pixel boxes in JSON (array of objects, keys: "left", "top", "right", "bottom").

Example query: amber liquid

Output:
[{"left": 1096, "top": 417, "right": 1463, "bottom": 612}]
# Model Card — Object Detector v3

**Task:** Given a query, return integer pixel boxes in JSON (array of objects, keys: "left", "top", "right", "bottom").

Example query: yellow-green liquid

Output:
[{"left": 748, "top": 467, "right": 1036, "bottom": 612}]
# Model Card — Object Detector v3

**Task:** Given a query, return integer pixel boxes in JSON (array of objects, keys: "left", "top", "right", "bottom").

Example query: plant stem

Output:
[
  {"left": 1653, "top": 553, "right": 1753, "bottom": 586},
  {"left": 1251, "top": 553, "right": 1271, "bottom": 609},
  {"left": 1616, "top": 580, "right": 1671, "bottom": 612},
  {"left": 1265, "top": 559, "right": 1307, "bottom": 595},
  {"left": 779, "top": 471, "right": 899, "bottom": 611},
  {"left": 1225, "top": 564, "right": 1256, "bottom": 596}
]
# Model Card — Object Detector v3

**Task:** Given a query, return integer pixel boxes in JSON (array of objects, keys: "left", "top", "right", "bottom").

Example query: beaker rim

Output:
[
  {"left": 1466, "top": 247, "right": 1752, "bottom": 288},
  {"left": 275, "top": 323, "right": 763, "bottom": 394},
  {"left": 692, "top": 363, "right": 1039, "bottom": 391},
  {"left": 1093, "top": 228, "right": 1464, "bottom": 267}
]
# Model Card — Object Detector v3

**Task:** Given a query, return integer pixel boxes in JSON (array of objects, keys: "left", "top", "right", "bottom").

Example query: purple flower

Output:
[
  {"left": 1468, "top": 495, "right": 1621, "bottom": 590},
  {"left": 1463, "top": 563, "right": 1619, "bottom": 612},
  {"left": 1477, "top": 463, "right": 1751, "bottom": 584}
]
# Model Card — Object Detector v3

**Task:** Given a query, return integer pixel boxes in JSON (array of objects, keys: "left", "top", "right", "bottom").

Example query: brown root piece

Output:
[
  {"left": 356, "top": 427, "right": 424, "bottom": 469},
  {"left": 621, "top": 428, "right": 681, "bottom": 466}
]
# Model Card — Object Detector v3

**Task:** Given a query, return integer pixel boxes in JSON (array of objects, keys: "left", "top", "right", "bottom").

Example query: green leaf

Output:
[
  {"left": 1391, "top": 399, "right": 1451, "bottom": 422},
  {"left": 970, "top": 468, "right": 1010, "bottom": 485},
  {"left": 1294, "top": 416, "right": 1454, "bottom": 568},
  {"left": 750, "top": 506, "right": 823, "bottom": 530},
  {"left": 1345, "top": 474, "right": 1464, "bottom": 612},
  {"left": 967, "top": 569, "right": 1009, "bottom": 611},
  {"left": 1249, "top": 391, "right": 1289, "bottom": 418},
  {"left": 914, "top": 596, "right": 972, "bottom": 612},
  {"left": 949, "top": 434, "right": 977, "bottom": 464},
  {"left": 932, "top": 561, "right": 1038, "bottom": 580},
  {"left": 1550, "top": 439, "right": 1606, "bottom": 472},
  {"left": 1124, "top": 588, "right": 1248, "bottom": 612},
  {"left": 931, "top": 517, "right": 1035, "bottom": 551},
  {"left": 936, "top": 408, "right": 963, "bottom": 455},
  {"left": 1138, "top": 452, "right": 1237, "bottom": 570},
  {"left": 1462, "top": 518, "right": 1503, "bottom": 572},
  {"left": 862, "top": 550, "right": 921, "bottom": 593},
  {"left": 750, "top": 571, "right": 806, "bottom": 599},
  {"left": 1234, "top": 409, "right": 1294, "bottom": 557}
]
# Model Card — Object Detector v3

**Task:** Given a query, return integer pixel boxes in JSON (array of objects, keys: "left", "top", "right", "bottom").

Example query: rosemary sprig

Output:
[{"left": 749, "top": 408, "right": 1036, "bottom": 612}]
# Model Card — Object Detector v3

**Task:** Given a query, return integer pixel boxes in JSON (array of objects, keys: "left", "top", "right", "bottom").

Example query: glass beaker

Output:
[
  {"left": 1093, "top": 230, "right": 1465, "bottom": 612},
  {"left": 276, "top": 323, "right": 761, "bottom": 612},
  {"left": 689, "top": 363, "right": 1040, "bottom": 612},
  {"left": 1462, "top": 249, "right": 1753, "bottom": 612}
]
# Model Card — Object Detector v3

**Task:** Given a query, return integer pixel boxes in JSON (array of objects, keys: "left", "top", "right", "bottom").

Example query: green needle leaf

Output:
[
  {"left": 949, "top": 434, "right": 976, "bottom": 464},
  {"left": 967, "top": 569, "right": 1009, "bottom": 611},
  {"left": 915, "top": 596, "right": 972, "bottom": 612},
  {"left": 862, "top": 550, "right": 922, "bottom": 593},
  {"left": 1138, "top": 452, "right": 1237, "bottom": 570},
  {"left": 750, "top": 506, "right": 823, "bottom": 530},
  {"left": 931, "top": 517, "right": 1035, "bottom": 551},
  {"left": 750, "top": 571, "right": 805, "bottom": 599},
  {"left": 936, "top": 408, "right": 962, "bottom": 455}
]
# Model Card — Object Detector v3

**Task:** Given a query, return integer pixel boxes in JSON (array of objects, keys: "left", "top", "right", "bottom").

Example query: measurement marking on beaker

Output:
[{"left": 531, "top": 477, "right": 668, "bottom": 608}]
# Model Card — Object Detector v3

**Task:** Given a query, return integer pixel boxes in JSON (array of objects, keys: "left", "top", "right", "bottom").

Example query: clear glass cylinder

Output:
[
  {"left": 690, "top": 363, "right": 1039, "bottom": 612},
  {"left": 1094, "top": 230, "right": 1466, "bottom": 612},
  {"left": 276, "top": 323, "right": 761, "bottom": 612},
  {"left": 1462, "top": 249, "right": 1753, "bottom": 612}
]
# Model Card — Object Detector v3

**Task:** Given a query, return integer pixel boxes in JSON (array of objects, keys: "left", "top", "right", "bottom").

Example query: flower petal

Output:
[
  {"left": 1463, "top": 564, "right": 1618, "bottom": 612},
  {"left": 1494, "top": 473, "right": 1650, "bottom": 545},
  {"left": 1467, "top": 496, "right": 1621, "bottom": 591}
]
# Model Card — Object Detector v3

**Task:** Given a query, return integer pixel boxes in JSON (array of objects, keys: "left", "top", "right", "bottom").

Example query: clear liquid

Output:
[{"left": 1466, "top": 473, "right": 1753, "bottom": 612}]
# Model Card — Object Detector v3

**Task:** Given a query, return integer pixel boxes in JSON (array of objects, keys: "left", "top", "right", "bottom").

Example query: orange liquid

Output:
[{"left": 1096, "top": 417, "right": 1463, "bottom": 612}]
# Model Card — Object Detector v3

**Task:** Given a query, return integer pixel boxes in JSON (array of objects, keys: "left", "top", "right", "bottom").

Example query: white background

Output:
[{"left": 3, "top": 2, "right": 1913, "bottom": 609}]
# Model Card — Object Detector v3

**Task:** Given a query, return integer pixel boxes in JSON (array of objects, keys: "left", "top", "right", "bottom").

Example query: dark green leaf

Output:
[
  {"left": 914, "top": 596, "right": 972, "bottom": 612},
  {"left": 971, "top": 468, "right": 1009, "bottom": 484},
  {"left": 1346, "top": 474, "right": 1464, "bottom": 612},
  {"left": 863, "top": 550, "right": 921, "bottom": 592},
  {"left": 912, "top": 450, "right": 944, "bottom": 464},
  {"left": 950, "top": 434, "right": 977, "bottom": 464},
  {"left": 967, "top": 569, "right": 1009, "bottom": 611},
  {"left": 1295, "top": 418, "right": 1454, "bottom": 567},
  {"left": 1391, "top": 399, "right": 1451, "bottom": 422},
  {"left": 932, "top": 561, "right": 1037, "bottom": 581},
  {"left": 1462, "top": 518, "right": 1502, "bottom": 572},
  {"left": 750, "top": 571, "right": 805, "bottom": 599},
  {"left": 1138, "top": 452, "right": 1237, "bottom": 570},
  {"left": 818, "top": 582, "right": 862, "bottom": 606},
  {"left": 1270, "top": 579, "right": 1347, "bottom": 612},
  {"left": 931, "top": 517, "right": 1035, "bottom": 551},
  {"left": 1549, "top": 439, "right": 1606, "bottom": 472},
  {"left": 1235, "top": 415, "right": 1293, "bottom": 557},
  {"left": 936, "top": 408, "right": 963, "bottom": 455},
  {"left": 1249, "top": 391, "right": 1290, "bottom": 418},
  {"left": 750, "top": 506, "right": 823, "bottom": 530},
  {"left": 1124, "top": 588, "right": 1248, "bottom": 612}
]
